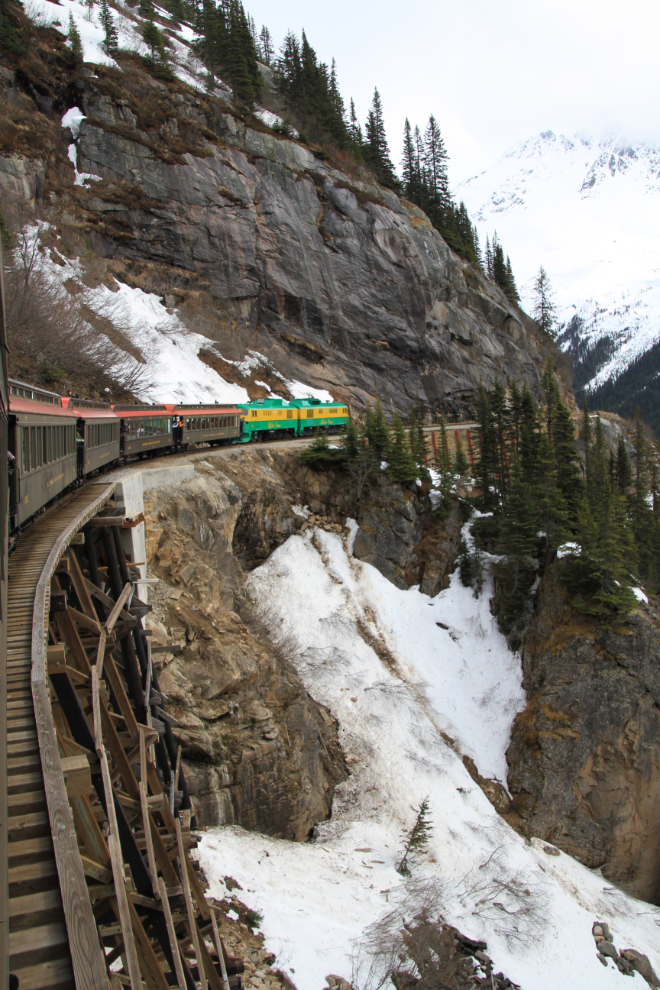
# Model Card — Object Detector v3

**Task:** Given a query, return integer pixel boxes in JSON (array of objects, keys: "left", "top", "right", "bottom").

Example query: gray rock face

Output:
[
  {"left": 507, "top": 572, "right": 660, "bottom": 903},
  {"left": 60, "top": 72, "right": 548, "bottom": 416}
]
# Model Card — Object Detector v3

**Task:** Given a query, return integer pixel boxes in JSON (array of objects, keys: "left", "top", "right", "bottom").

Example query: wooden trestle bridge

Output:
[{"left": 5, "top": 482, "right": 240, "bottom": 990}]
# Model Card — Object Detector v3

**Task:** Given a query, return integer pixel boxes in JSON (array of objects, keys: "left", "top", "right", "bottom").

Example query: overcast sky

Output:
[{"left": 246, "top": 0, "right": 660, "bottom": 186}]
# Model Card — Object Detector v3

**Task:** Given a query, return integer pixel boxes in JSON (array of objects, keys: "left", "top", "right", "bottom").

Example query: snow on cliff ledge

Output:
[{"left": 198, "top": 522, "right": 660, "bottom": 990}]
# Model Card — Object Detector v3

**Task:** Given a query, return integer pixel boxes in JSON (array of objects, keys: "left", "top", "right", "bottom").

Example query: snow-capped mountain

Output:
[{"left": 456, "top": 130, "right": 660, "bottom": 401}]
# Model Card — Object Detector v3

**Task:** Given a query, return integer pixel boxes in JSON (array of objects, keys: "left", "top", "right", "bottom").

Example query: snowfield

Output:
[
  {"left": 456, "top": 130, "right": 660, "bottom": 390},
  {"left": 198, "top": 522, "right": 660, "bottom": 990}
]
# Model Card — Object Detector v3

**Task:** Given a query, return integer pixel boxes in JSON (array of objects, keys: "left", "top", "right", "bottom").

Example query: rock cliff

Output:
[
  {"left": 0, "top": 40, "right": 553, "bottom": 415},
  {"left": 140, "top": 445, "right": 460, "bottom": 837},
  {"left": 507, "top": 572, "right": 660, "bottom": 904}
]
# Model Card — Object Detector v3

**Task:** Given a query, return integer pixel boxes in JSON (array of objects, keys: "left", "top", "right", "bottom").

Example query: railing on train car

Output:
[{"left": 0, "top": 243, "right": 10, "bottom": 987}]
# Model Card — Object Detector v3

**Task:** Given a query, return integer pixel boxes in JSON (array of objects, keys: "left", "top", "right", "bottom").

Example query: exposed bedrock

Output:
[
  {"left": 507, "top": 572, "right": 660, "bottom": 903},
  {"left": 0, "top": 57, "right": 552, "bottom": 417}
]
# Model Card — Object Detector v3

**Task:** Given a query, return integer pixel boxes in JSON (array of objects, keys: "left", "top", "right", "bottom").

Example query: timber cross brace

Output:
[{"left": 8, "top": 485, "right": 242, "bottom": 990}]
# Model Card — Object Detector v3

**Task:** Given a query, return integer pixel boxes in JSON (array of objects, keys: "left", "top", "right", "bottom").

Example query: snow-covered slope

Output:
[
  {"left": 456, "top": 130, "right": 660, "bottom": 391},
  {"left": 198, "top": 520, "right": 660, "bottom": 990}
]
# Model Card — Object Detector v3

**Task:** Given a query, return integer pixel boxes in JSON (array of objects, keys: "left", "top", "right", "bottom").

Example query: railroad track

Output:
[{"left": 7, "top": 483, "right": 114, "bottom": 990}]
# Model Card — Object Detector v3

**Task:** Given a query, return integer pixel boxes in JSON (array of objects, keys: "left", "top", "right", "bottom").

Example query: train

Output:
[{"left": 7, "top": 378, "right": 349, "bottom": 532}]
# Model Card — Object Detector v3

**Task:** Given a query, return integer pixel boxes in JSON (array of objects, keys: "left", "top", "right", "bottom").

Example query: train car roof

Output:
[
  {"left": 9, "top": 395, "right": 79, "bottom": 418},
  {"left": 72, "top": 407, "right": 121, "bottom": 420},
  {"left": 173, "top": 405, "right": 242, "bottom": 414},
  {"left": 111, "top": 405, "right": 170, "bottom": 416},
  {"left": 9, "top": 378, "right": 62, "bottom": 406},
  {"left": 62, "top": 397, "right": 113, "bottom": 412}
]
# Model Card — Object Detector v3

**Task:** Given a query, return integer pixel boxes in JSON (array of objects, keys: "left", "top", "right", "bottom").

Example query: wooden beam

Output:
[
  {"left": 176, "top": 818, "right": 208, "bottom": 990},
  {"left": 158, "top": 878, "right": 187, "bottom": 990},
  {"left": 100, "top": 746, "right": 142, "bottom": 990},
  {"left": 106, "top": 583, "right": 133, "bottom": 635},
  {"left": 210, "top": 909, "right": 231, "bottom": 990}
]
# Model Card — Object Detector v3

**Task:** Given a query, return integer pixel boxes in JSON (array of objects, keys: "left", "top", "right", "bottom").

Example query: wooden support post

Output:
[
  {"left": 210, "top": 909, "right": 231, "bottom": 990},
  {"left": 107, "top": 583, "right": 133, "bottom": 636},
  {"left": 176, "top": 818, "right": 208, "bottom": 990},
  {"left": 158, "top": 878, "right": 187, "bottom": 990},
  {"left": 99, "top": 746, "right": 142, "bottom": 990}
]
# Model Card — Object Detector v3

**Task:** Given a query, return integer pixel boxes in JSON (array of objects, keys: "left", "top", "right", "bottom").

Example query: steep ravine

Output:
[{"left": 0, "top": 36, "right": 555, "bottom": 414}]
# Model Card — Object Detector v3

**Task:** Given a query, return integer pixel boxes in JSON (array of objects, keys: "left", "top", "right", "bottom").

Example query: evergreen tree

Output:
[
  {"left": 485, "top": 235, "right": 493, "bottom": 279},
  {"left": 532, "top": 265, "right": 558, "bottom": 338},
  {"left": 423, "top": 115, "right": 450, "bottom": 219},
  {"left": 348, "top": 99, "right": 363, "bottom": 159},
  {"left": 615, "top": 434, "right": 633, "bottom": 494},
  {"left": 67, "top": 12, "right": 83, "bottom": 63},
  {"left": 99, "top": 0, "right": 118, "bottom": 56},
  {"left": 142, "top": 18, "right": 169, "bottom": 69},
  {"left": 364, "top": 88, "right": 399, "bottom": 189},
  {"left": 277, "top": 29, "right": 346, "bottom": 145},
  {"left": 259, "top": 25, "right": 273, "bottom": 64},
  {"left": 388, "top": 413, "right": 418, "bottom": 483},
  {"left": 454, "top": 433, "right": 470, "bottom": 475},
  {"left": 476, "top": 383, "right": 497, "bottom": 510},
  {"left": 366, "top": 396, "right": 390, "bottom": 459},
  {"left": 494, "top": 464, "right": 539, "bottom": 636},
  {"left": 409, "top": 398, "right": 430, "bottom": 478},
  {"left": 341, "top": 417, "right": 359, "bottom": 459},
  {"left": 401, "top": 118, "right": 416, "bottom": 199},
  {"left": 396, "top": 797, "right": 432, "bottom": 876},
  {"left": 581, "top": 396, "right": 592, "bottom": 494}
]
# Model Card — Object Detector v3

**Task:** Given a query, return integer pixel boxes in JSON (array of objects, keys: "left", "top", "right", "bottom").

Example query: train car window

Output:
[{"left": 22, "top": 430, "right": 29, "bottom": 473}]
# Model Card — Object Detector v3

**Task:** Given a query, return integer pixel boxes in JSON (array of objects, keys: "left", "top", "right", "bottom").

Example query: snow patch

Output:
[
  {"left": 632, "top": 586, "right": 649, "bottom": 603},
  {"left": 198, "top": 521, "right": 660, "bottom": 990}
]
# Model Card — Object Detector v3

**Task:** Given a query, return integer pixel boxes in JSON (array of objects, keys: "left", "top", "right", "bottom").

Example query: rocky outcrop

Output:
[
  {"left": 142, "top": 449, "right": 348, "bottom": 838},
  {"left": 352, "top": 481, "right": 462, "bottom": 592},
  {"left": 507, "top": 572, "right": 660, "bottom": 903},
  {"left": 0, "top": 47, "right": 552, "bottom": 417}
]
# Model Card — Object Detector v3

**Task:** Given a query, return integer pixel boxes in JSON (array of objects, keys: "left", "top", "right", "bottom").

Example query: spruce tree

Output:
[
  {"left": 364, "top": 88, "right": 398, "bottom": 189},
  {"left": 67, "top": 12, "right": 83, "bottom": 63},
  {"left": 494, "top": 463, "right": 539, "bottom": 635},
  {"left": 409, "top": 398, "right": 430, "bottom": 478},
  {"left": 454, "top": 433, "right": 469, "bottom": 475},
  {"left": 388, "top": 414, "right": 418, "bottom": 483},
  {"left": 259, "top": 25, "right": 273, "bottom": 64},
  {"left": 365, "top": 397, "right": 390, "bottom": 459},
  {"left": 396, "top": 797, "right": 432, "bottom": 876},
  {"left": 532, "top": 265, "right": 558, "bottom": 338},
  {"left": 99, "top": 0, "right": 118, "bottom": 57},
  {"left": 615, "top": 434, "right": 633, "bottom": 494}
]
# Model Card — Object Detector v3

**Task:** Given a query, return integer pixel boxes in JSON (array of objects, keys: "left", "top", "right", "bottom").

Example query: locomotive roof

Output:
[{"left": 237, "top": 397, "right": 340, "bottom": 409}]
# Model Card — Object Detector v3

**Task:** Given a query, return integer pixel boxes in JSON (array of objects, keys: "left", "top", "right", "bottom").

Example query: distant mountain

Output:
[{"left": 457, "top": 130, "right": 660, "bottom": 424}]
